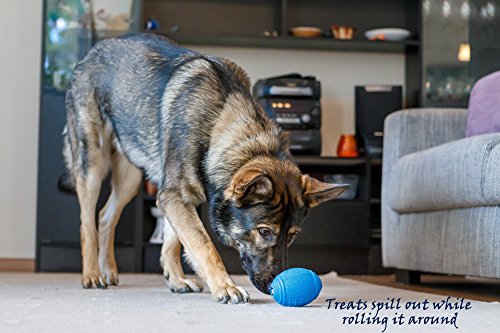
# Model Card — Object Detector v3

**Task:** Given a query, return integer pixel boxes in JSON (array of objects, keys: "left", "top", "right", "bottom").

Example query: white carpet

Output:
[{"left": 0, "top": 272, "right": 498, "bottom": 333}]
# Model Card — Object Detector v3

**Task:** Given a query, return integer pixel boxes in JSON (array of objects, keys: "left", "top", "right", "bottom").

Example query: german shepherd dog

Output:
[{"left": 63, "top": 33, "right": 347, "bottom": 304}]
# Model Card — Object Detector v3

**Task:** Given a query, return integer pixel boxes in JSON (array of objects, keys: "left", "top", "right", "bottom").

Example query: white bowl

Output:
[{"left": 364, "top": 28, "right": 411, "bottom": 41}]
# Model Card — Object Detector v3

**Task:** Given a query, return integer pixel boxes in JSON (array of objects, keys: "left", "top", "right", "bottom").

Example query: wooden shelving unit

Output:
[
  {"left": 156, "top": 33, "right": 419, "bottom": 53},
  {"left": 37, "top": 0, "right": 417, "bottom": 275}
]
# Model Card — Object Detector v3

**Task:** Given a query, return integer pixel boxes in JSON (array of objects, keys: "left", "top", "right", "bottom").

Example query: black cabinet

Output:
[
  {"left": 299, "top": 201, "right": 370, "bottom": 247},
  {"left": 37, "top": 0, "right": 405, "bottom": 275},
  {"left": 36, "top": 89, "right": 141, "bottom": 272}
]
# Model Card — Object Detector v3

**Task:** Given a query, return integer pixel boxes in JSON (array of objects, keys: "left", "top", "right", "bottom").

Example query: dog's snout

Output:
[
  {"left": 239, "top": 247, "right": 289, "bottom": 294},
  {"left": 250, "top": 273, "right": 278, "bottom": 295}
]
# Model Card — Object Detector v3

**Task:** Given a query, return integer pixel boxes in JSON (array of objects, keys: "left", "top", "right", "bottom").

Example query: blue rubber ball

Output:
[{"left": 270, "top": 268, "right": 322, "bottom": 307}]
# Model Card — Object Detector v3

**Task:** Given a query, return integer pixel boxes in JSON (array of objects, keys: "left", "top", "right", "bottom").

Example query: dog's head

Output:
[{"left": 211, "top": 157, "right": 348, "bottom": 294}]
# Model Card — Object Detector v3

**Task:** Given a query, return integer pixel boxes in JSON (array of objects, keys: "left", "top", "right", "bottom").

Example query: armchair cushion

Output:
[
  {"left": 389, "top": 133, "right": 500, "bottom": 213},
  {"left": 466, "top": 70, "right": 500, "bottom": 137}
]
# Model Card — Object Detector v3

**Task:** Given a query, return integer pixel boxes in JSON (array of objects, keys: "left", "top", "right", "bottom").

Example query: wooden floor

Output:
[
  {"left": 345, "top": 274, "right": 500, "bottom": 302},
  {"left": 0, "top": 259, "right": 34, "bottom": 272}
]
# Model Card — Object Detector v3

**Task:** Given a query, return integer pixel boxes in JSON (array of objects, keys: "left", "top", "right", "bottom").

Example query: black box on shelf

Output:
[{"left": 355, "top": 85, "right": 402, "bottom": 157}]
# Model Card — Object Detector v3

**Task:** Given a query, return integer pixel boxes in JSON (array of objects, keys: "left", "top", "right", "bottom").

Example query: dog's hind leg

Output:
[
  {"left": 98, "top": 152, "right": 142, "bottom": 286},
  {"left": 76, "top": 167, "right": 106, "bottom": 289},
  {"left": 66, "top": 86, "right": 108, "bottom": 288},
  {"left": 160, "top": 219, "right": 204, "bottom": 293}
]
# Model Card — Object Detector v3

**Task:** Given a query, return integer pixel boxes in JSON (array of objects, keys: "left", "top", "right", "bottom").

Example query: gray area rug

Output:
[{"left": 0, "top": 272, "right": 498, "bottom": 333}]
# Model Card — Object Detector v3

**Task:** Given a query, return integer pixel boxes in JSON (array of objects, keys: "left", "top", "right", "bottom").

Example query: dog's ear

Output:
[
  {"left": 225, "top": 168, "right": 274, "bottom": 207},
  {"left": 301, "top": 175, "right": 349, "bottom": 208}
]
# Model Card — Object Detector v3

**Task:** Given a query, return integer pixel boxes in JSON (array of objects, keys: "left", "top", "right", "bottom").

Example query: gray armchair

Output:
[{"left": 382, "top": 108, "right": 500, "bottom": 282}]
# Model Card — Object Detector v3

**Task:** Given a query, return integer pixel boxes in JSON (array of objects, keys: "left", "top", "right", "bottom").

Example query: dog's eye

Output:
[{"left": 258, "top": 227, "right": 272, "bottom": 239}]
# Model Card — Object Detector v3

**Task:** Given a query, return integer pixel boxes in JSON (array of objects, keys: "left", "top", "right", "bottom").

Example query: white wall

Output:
[
  {"left": 0, "top": 1, "right": 42, "bottom": 258},
  {"left": 190, "top": 46, "right": 405, "bottom": 156}
]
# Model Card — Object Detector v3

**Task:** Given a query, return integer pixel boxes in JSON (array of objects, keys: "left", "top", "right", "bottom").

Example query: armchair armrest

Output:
[
  {"left": 381, "top": 108, "right": 467, "bottom": 268},
  {"left": 383, "top": 107, "right": 468, "bottom": 186},
  {"left": 383, "top": 108, "right": 468, "bottom": 165}
]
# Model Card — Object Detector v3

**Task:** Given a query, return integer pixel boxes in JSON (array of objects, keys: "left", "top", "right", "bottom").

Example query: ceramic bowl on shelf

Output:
[
  {"left": 364, "top": 28, "right": 411, "bottom": 41},
  {"left": 331, "top": 25, "right": 356, "bottom": 40},
  {"left": 144, "top": 180, "right": 157, "bottom": 196},
  {"left": 289, "top": 26, "right": 322, "bottom": 38}
]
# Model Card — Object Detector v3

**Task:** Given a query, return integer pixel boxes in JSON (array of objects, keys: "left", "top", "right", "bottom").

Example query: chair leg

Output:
[{"left": 395, "top": 269, "right": 421, "bottom": 284}]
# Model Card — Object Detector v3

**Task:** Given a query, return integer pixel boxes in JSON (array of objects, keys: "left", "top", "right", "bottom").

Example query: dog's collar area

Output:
[{"left": 231, "top": 132, "right": 265, "bottom": 151}]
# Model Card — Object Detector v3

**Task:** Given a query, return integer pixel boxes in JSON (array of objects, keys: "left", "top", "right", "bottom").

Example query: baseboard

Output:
[{"left": 0, "top": 258, "right": 35, "bottom": 272}]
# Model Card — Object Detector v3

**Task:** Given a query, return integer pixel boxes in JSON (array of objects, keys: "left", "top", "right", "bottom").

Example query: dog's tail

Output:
[{"left": 58, "top": 126, "right": 76, "bottom": 195}]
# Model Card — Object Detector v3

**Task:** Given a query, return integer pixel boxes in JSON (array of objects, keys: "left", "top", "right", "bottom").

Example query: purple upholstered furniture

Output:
[{"left": 466, "top": 70, "right": 500, "bottom": 137}]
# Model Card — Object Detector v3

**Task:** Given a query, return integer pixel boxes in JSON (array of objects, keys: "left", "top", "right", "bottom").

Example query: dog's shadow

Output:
[
  {"left": 249, "top": 299, "right": 324, "bottom": 307},
  {"left": 250, "top": 298, "right": 275, "bottom": 305}
]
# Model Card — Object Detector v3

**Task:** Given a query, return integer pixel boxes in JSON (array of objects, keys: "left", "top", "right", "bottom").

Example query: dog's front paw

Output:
[
  {"left": 165, "top": 274, "right": 204, "bottom": 293},
  {"left": 82, "top": 272, "right": 107, "bottom": 289},
  {"left": 212, "top": 285, "right": 250, "bottom": 304}
]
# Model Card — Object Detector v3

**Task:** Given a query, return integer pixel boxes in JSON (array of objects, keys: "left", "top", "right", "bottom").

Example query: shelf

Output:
[
  {"left": 144, "top": 194, "right": 156, "bottom": 201},
  {"left": 143, "top": 243, "right": 162, "bottom": 248},
  {"left": 293, "top": 155, "right": 368, "bottom": 167},
  {"left": 154, "top": 32, "right": 419, "bottom": 53},
  {"left": 144, "top": 194, "right": 366, "bottom": 205},
  {"left": 141, "top": 157, "right": 372, "bottom": 189},
  {"left": 319, "top": 199, "right": 368, "bottom": 205},
  {"left": 334, "top": 199, "right": 368, "bottom": 204}
]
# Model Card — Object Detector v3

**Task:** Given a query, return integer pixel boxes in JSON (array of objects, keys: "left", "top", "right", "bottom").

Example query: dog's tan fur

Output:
[{"left": 64, "top": 34, "right": 347, "bottom": 302}]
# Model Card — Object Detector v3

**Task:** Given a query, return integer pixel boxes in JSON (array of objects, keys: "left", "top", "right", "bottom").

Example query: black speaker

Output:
[{"left": 355, "top": 85, "right": 402, "bottom": 156}]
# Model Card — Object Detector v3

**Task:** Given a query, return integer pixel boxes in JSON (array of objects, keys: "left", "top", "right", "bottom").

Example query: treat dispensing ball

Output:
[{"left": 270, "top": 268, "right": 322, "bottom": 307}]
